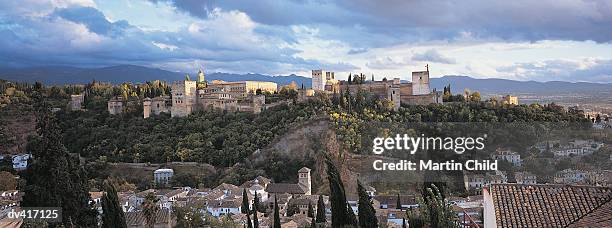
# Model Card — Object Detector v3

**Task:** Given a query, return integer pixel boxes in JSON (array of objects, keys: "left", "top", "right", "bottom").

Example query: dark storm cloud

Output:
[{"left": 154, "top": 0, "right": 612, "bottom": 43}]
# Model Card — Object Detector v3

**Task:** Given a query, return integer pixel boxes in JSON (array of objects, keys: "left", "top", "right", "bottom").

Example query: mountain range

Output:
[{"left": 1, "top": 65, "right": 610, "bottom": 96}]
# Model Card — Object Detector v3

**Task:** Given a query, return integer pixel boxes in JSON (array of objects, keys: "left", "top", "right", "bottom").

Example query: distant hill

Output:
[
  {"left": 0, "top": 65, "right": 311, "bottom": 87},
  {"left": 1, "top": 65, "right": 610, "bottom": 95},
  {"left": 430, "top": 75, "right": 612, "bottom": 95}
]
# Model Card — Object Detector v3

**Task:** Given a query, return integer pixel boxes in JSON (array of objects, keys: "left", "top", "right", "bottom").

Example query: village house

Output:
[
  {"left": 153, "top": 168, "right": 174, "bottom": 186},
  {"left": 265, "top": 167, "right": 312, "bottom": 196},
  {"left": 514, "top": 171, "right": 537, "bottom": 184},
  {"left": 11, "top": 153, "right": 31, "bottom": 171},
  {"left": 464, "top": 171, "right": 508, "bottom": 191},
  {"left": 373, "top": 195, "right": 418, "bottom": 210},
  {"left": 554, "top": 169, "right": 588, "bottom": 184},
  {"left": 491, "top": 148, "right": 522, "bottom": 167},
  {"left": 553, "top": 139, "right": 604, "bottom": 157}
]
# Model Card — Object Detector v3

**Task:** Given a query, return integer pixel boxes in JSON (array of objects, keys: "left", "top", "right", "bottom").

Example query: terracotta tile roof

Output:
[
  {"left": 265, "top": 183, "right": 307, "bottom": 194},
  {"left": 125, "top": 209, "right": 172, "bottom": 226},
  {"left": 490, "top": 184, "right": 612, "bottom": 228},
  {"left": 567, "top": 200, "right": 612, "bottom": 227}
]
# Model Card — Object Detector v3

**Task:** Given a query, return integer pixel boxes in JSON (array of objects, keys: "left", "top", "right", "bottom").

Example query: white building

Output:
[
  {"left": 553, "top": 140, "right": 603, "bottom": 157},
  {"left": 554, "top": 169, "right": 587, "bottom": 184},
  {"left": 492, "top": 149, "right": 522, "bottom": 167},
  {"left": 311, "top": 70, "right": 336, "bottom": 91},
  {"left": 464, "top": 173, "right": 486, "bottom": 190},
  {"left": 154, "top": 168, "right": 174, "bottom": 186},
  {"left": 514, "top": 172, "right": 537, "bottom": 184},
  {"left": 206, "top": 199, "right": 242, "bottom": 217},
  {"left": 12, "top": 154, "right": 31, "bottom": 171}
]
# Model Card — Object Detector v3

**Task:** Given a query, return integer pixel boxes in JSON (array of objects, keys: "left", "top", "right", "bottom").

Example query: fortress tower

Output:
[
  {"left": 196, "top": 68, "right": 205, "bottom": 83},
  {"left": 143, "top": 98, "right": 151, "bottom": 118},
  {"left": 171, "top": 79, "right": 197, "bottom": 117},
  {"left": 412, "top": 65, "right": 430, "bottom": 95},
  {"left": 298, "top": 167, "right": 312, "bottom": 195}
]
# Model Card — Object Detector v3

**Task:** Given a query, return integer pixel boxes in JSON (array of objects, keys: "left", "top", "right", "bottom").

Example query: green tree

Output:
[
  {"left": 246, "top": 212, "right": 253, "bottom": 228},
  {"left": 316, "top": 194, "right": 326, "bottom": 223},
  {"left": 396, "top": 193, "right": 402, "bottom": 210},
  {"left": 419, "top": 184, "right": 459, "bottom": 228},
  {"left": 242, "top": 188, "right": 250, "bottom": 214},
  {"left": 357, "top": 181, "right": 378, "bottom": 228},
  {"left": 101, "top": 182, "right": 127, "bottom": 228},
  {"left": 21, "top": 97, "right": 97, "bottom": 227},
  {"left": 307, "top": 201, "right": 315, "bottom": 218},
  {"left": 142, "top": 192, "right": 159, "bottom": 228},
  {"left": 273, "top": 195, "right": 281, "bottom": 228},
  {"left": 252, "top": 192, "right": 260, "bottom": 228},
  {"left": 325, "top": 154, "right": 356, "bottom": 227}
]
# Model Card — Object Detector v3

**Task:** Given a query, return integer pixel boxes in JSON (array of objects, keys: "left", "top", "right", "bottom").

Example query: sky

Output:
[{"left": 1, "top": 0, "right": 612, "bottom": 82}]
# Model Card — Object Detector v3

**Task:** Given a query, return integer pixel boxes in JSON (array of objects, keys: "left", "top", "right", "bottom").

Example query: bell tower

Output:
[{"left": 298, "top": 167, "right": 312, "bottom": 195}]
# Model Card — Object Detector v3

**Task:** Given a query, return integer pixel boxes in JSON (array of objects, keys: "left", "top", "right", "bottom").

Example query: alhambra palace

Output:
[{"left": 102, "top": 67, "right": 443, "bottom": 118}]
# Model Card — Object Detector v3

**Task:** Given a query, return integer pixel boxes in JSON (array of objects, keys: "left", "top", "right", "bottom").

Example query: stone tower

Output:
[
  {"left": 197, "top": 68, "right": 205, "bottom": 83},
  {"left": 143, "top": 98, "right": 151, "bottom": 118},
  {"left": 412, "top": 69, "right": 430, "bottom": 95},
  {"left": 171, "top": 80, "right": 197, "bottom": 117},
  {"left": 298, "top": 167, "right": 312, "bottom": 195}
]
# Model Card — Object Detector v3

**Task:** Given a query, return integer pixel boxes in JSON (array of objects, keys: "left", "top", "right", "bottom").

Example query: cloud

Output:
[
  {"left": 412, "top": 50, "right": 456, "bottom": 64},
  {"left": 347, "top": 48, "right": 368, "bottom": 54},
  {"left": 53, "top": 6, "right": 129, "bottom": 36},
  {"left": 366, "top": 57, "right": 409, "bottom": 70},
  {"left": 496, "top": 58, "right": 612, "bottom": 83},
  {"left": 154, "top": 0, "right": 612, "bottom": 43}
]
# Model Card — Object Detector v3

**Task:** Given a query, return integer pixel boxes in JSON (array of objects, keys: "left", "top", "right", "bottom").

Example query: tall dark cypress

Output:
[
  {"left": 21, "top": 96, "right": 97, "bottom": 227},
  {"left": 357, "top": 181, "right": 378, "bottom": 228},
  {"left": 347, "top": 202, "right": 358, "bottom": 226},
  {"left": 325, "top": 154, "right": 355, "bottom": 227},
  {"left": 241, "top": 188, "right": 250, "bottom": 214},
  {"left": 396, "top": 193, "right": 402, "bottom": 210},
  {"left": 402, "top": 218, "right": 407, "bottom": 228},
  {"left": 252, "top": 192, "right": 260, "bottom": 228},
  {"left": 101, "top": 182, "right": 127, "bottom": 228},
  {"left": 273, "top": 195, "right": 281, "bottom": 228},
  {"left": 307, "top": 201, "right": 314, "bottom": 218},
  {"left": 246, "top": 211, "right": 253, "bottom": 228},
  {"left": 315, "top": 194, "right": 326, "bottom": 223}
]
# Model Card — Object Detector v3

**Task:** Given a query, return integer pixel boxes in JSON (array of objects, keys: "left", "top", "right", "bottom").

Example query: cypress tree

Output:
[
  {"left": 357, "top": 181, "right": 378, "bottom": 228},
  {"left": 242, "top": 188, "right": 250, "bottom": 214},
  {"left": 307, "top": 201, "right": 314, "bottom": 218},
  {"left": 252, "top": 192, "right": 260, "bottom": 228},
  {"left": 348, "top": 74, "right": 352, "bottom": 84},
  {"left": 21, "top": 96, "right": 97, "bottom": 227},
  {"left": 101, "top": 181, "right": 127, "bottom": 228},
  {"left": 316, "top": 195, "right": 326, "bottom": 223},
  {"left": 402, "top": 218, "right": 407, "bottom": 228},
  {"left": 396, "top": 193, "right": 402, "bottom": 210},
  {"left": 325, "top": 154, "right": 356, "bottom": 227},
  {"left": 246, "top": 211, "right": 253, "bottom": 228},
  {"left": 347, "top": 202, "right": 358, "bottom": 226},
  {"left": 142, "top": 192, "right": 159, "bottom": 228},
  {"left": 273, "top": 195, "right": 281, "bottom": 228},
  {"left": 310, "top": 217, "right": 316, "bottom": 228}
]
